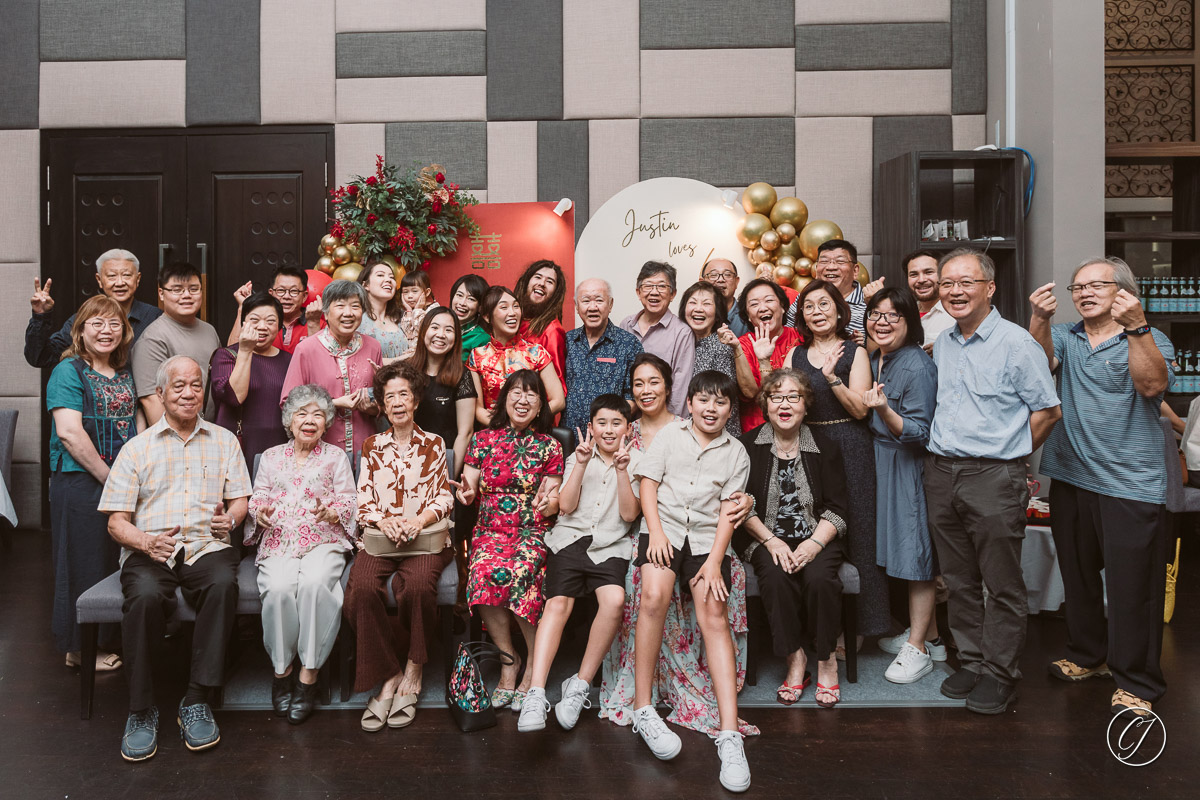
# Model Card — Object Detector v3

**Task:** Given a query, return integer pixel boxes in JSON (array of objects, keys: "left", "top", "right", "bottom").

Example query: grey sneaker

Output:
[
  {"left": 121, "top": 707, "right": 159, "bottom": 762},
  {"left": 177, "top": 700, "right": 220, "bottom": 751},
  {"left": 632, "top": 705, "right": 681, "bottom": 761},
  {"left": 554, "top": 674, "right": 592, "bottom": 731},
  {"left": 517, "top": 687, "right": 550, "bottom": 732},
  {"left": 878, "top": 629, "right": 947, "bottom": 662},
  {"left": 715, "top": 730, "right": 751, "bottom": 793}
]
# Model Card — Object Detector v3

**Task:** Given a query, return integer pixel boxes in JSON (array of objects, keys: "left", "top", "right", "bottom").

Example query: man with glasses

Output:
[
  {"left": 785, "top": 239, "right": 866, "bottom": 342},
  {"left": 225, "top": 266, "right": 316, "bottom": 354},
  {"left": 1028, "top": 258, "right": 1173, "bottom": 718},
  {"left": 701, "top": 258, "right": 750, "bottom": 337},
  {"left": 620, "top": 261, "right": 695, "bottom": 415},
  {"left": 25, "top": 248, "right": 163, "bottom": 368},
  {"left": 924, "top": 248, "right": 1061, "bottom": 715},
  {"left": 130, "top": 262, "right": 221, "bottom": 425}
]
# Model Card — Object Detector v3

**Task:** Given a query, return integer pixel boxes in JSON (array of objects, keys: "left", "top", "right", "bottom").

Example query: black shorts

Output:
[
  {"left": 634, "top": 535, "right": 732, "bottom": 596},
  {"left": 543, "top": 538, "right": 629, "bottom": 599}
]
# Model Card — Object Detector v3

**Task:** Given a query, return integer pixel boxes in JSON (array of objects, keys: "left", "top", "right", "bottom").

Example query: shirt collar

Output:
[
  {"left": 951, "top": 306, "right": 1001, "bottom": 342},
  {"left": 681, "top": 417, "right": 733, "bottom": 450},
  {"left": 152, "top": 414, "right": 212, "bottom": 442},
  {"left": 569, "top": 319, "right": 614, "bottom": 345},
  {"left": 753, "top": 421, "right": 819, "bottom": 453}
]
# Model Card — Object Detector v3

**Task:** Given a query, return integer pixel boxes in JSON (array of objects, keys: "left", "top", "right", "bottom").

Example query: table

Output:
[{"left": 1023, "top": 524, "right": 1065, "bottom": 613}]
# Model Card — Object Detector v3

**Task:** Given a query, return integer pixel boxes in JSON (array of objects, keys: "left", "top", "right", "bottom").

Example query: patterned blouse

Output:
[
  {"left": 245, "top": 440, "right": 358, "bottom": 564},
  {"left": 467, "top": 335, "right": 552, "bottom": 410},
  {"left": 358, "top": 314, "right": 410, "bottom": 360},
  {"left": 357, "top": 425, "right": 453, "bottom": 530},
  {"left": 691, "top": 333, "right": 741, "bottom": 436},
  {"left": 46, "top": 357, "right": 137, "bottom": 472}
]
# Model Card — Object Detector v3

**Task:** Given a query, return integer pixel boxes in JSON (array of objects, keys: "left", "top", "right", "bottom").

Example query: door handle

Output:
[
  {"left": 158, "top": 243, "right": 171, "bottom": 272},
  {"left": 196, "top": 242, "right": 208, "bottom": 275}
]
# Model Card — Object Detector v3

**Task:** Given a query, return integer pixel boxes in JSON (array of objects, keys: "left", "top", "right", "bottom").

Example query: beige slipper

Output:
[
  {"left": 361, "top": 695, "right": 390, "bottom": 732},
  {"left": 387, "top": 693, "right": 418, "bottom": 728},
  {"left": 65, "top": 651, "right": 123, "bottom": 671}
]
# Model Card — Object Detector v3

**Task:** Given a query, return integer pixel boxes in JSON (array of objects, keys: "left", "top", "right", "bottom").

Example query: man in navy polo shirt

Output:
[{"left": 1029, "top": 256, "right": 1174, "bottom": 718}]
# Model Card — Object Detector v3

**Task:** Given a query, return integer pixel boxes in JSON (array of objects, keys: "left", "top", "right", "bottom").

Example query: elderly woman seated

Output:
[
  {"left": 735, "top": 367, "right": 850, "bottom": 709},
  {"left": 245, "top": 384, "right": 358, "bottom": 724},
  {"left": 343, "top": 362, "right": 454, "bottom": 732}
]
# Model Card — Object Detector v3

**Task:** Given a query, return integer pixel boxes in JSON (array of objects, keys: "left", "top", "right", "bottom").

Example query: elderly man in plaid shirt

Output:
[{"left": 100, "top": 355, "right": 251, "bottom": 762}]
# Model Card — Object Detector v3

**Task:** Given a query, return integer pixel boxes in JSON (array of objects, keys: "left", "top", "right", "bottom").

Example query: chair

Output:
[
  {"left": 0, "top": 409, "right": 17, "bottom": 550},
  {"left": 1160, "top": 417, "right": 1200, "bottom": 532}
]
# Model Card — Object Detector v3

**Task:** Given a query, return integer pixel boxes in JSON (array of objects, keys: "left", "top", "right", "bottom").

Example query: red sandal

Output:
[
  {"left": 815, "top": 682, "right": 840, "bottom": 708},
  {"left": 775, "top": 677, "right": 811, "bottom": 706}
]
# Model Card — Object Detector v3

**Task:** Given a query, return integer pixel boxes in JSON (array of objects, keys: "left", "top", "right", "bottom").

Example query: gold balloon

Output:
[
  {"left": 776, "top": 222, "right": 796, "bottom": 243},
  {"left": 319, "top": 234, "right": 341, "bottom": 255},
  {"left": 795, "top": 256, "right": 813, "bottom": 277},
  {"left": 856, "top": 262, "right": 870, "bottom": 286},
  {"left": 737, "top": 213, "right": 772, "bottom": 249},
  {"left": 773, "top": 264, "right": 796, "bottom": 286},
  {"left": 751, "top": 246, "right": 770, "bottom": 265},
  {"left": 770, "top": 197, "right": 809, "bottom": 229},
  {"left": 760, "top": 230, "right": 781, "bottom": 251},
  {"left": 776, "top": 254, "right": 796, "bottom": 270},
  {"left": 791, "top": 275, "right": 813, "bottom": 292},
  {"left": 756, "top": 263, "right": 775, "bottom": 280},
  {"left": 331, "top": 262, "right": 363, "bottom": 282},
  {"left": 797, "top": 219, "right": 844, "bottom": 260},
  {"left": 380, "top": 254, "right": 407, "bottom": 284},
  {"left": 315, "top": 255, "right": 336, "bottom": 274},
  {"left": 741, "top": 182, "right": 778, "bottom": 215},
  {"left": 332, "top": 245, "right": 353, "bottom": 266}
]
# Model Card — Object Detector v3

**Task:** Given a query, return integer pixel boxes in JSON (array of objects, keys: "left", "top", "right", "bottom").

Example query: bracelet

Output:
[
  {"left": 811, "top": 538, "right": 826, "bottom": 550},
  {"left": 1124, "top": 325, "right": 1151, "bottom": 337}
]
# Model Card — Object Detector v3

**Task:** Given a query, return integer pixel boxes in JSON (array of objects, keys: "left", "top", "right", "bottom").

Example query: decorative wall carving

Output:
[
  {"left": 1106, "top": 0, "right": 1194, "bottom": 52},
  {"left": 1105, "top": 65, "right": 1194, "bottom": 142},
  {"left": 1105, "top": 163, "right": 1174, "bottom": 196}
]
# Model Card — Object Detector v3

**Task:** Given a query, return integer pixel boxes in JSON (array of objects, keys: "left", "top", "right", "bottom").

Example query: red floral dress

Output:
[
  {"left": 467, "top": 336, "right": 552, "bottom": 410},
  {"left": 465, "top": 426, "right": 564, "bottom": 624}
]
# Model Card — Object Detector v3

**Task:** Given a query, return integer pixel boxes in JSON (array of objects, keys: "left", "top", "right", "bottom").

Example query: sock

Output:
[
  {"left": 183, "top": 681, "right": 209, "bottom": 706},
  {"left": 929, "top": 637, "right": 943, "bottom": 646}
]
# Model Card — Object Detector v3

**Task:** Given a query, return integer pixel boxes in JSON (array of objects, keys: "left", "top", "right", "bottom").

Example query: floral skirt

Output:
[{"left": 466, "top": 528, "right": 548, "bottom": 625}]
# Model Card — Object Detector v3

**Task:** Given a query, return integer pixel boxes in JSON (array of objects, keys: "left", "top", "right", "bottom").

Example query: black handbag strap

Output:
[{"left": 460, "top": 641, "right": 515, "bottom": 668}]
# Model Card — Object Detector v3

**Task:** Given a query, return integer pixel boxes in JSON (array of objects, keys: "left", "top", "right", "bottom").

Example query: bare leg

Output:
[
  {"left": 478, "top": 605, "right": 521, "bottom": 690},
  {"left": 784, "top": 648, "right": 808, "bottom": 687},
  {"left": 529, "top": 596, "right": 573, "bottom": 690},
  {"left": 578, "top": 585, "right": 626, "bottom": 684},
  {"left": 816, "top": 654, "right": 838, "bottom": 688},
  {"left": 634, "top": 566, "right": 677, "bottom": 709},
  {"left": 907, "top": 579, "right": 939, "bottom": 651},
  {"left": 298, "top": 666, "right": 319, "bottom": 685},
  {"left": 395, "top": 660, "right": 423, "bottom": 696},
  {"left": 695, "top": 594, "right": 738, "bottom": 732},
  {"left": 515, "top": 615, "right": 537, "bottom": 693},
  {"left": 378, "top": 668, "right": 405, "bottom": 701}
]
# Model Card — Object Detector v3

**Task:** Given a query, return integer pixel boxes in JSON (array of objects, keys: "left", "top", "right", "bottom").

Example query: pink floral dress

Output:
[{"left": 599, "top": 418, "right": 759, "bottom": 736}]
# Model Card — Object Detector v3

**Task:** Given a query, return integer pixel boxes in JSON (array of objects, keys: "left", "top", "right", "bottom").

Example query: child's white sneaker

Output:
[
  {"left": 715, "top": 730, "right": 751, "bottom": 793},
  {"left": 516, "top": 687, "right": 550, "bottom": 732},
  {"left": 554, "top": 674, "right": 592, "bottom": 731},
  {"left": 632, "top": 705, "right": 681, "bottom": 760}
]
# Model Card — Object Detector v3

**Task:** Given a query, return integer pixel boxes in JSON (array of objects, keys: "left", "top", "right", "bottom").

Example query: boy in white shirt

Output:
[{"left": 518, "top": 395, "right": 642, "bottom": 732}]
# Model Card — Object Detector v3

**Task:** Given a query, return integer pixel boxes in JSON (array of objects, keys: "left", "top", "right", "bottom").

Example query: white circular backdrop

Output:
[{"left": 574, "top": 177, "right": 755, "bottom": 326}]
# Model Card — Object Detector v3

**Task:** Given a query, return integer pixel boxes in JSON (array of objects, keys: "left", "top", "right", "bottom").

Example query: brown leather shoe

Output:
[
  {"left": 1048, "top": 659, "right": 1111, "bottom": 682},
  {"left": 1111, "top": 688, "right": 1152, "bottom": 717}
]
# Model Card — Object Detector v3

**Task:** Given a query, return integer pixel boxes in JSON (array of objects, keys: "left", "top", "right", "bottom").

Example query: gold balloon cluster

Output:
[
  {"left": 315, "top": 235, "right": 406, "bottom": 284},
  {"left": 736, "top": 182, "right": 855, "bottom": 292}
]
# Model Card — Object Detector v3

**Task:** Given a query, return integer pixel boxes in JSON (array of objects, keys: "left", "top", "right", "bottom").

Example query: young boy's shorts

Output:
[
  {"left": 543, "top": 537, "right": 629, "bottom": 599},
  {"left": 634, "top": 534, "right": 731, "bottom": 596}
]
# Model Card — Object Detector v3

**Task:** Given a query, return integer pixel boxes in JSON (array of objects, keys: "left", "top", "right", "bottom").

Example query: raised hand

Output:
[
  {"left": 305, "top": 298, "right": 324, "bottom": 325},
  {"left": 751, "top": 321, "right": 779, "bottom": 361},
  {"left": 312, "top": 497, "right": 339, "bottom": 526},
  {"left": 1111, "top": 289, "right": 1148, "bottom": 330},
  {"left": 146, "top": 526, "right": 180, "bottom": 563},
  {"left": 613, "top": 435, "right": 632, "bottom": 472},
  {"left": 574, "top": 427, "right": 595, "bottom": 464},
  {"left": 448, "top": 477, "right": 475, "bottom": 506},
  {"left": 863, "top": 276, "right": 885, "bottom": 301},
  {"left": 237, "top": 318, "right": 261, "bottom": 352},
  {"left": 863, "top": 381, "right": 888, "bottom": 409},
  {"left": 233, "top": 280, "right": 253, "bottom": 306},
  {"left": 30, "top": 277, "right": 54, "bottom": 315},
  {"left": 716, "top": 323, "right": 739, "bottom": 348},
  {"left": 1029, "top": 282, "right": 1057, "bottom": 320},
  {"left": 210, "top": 502, "right": 233, "bottom": 541},
  {"left": 255, "top": 505, "right": 276, "bottom": 529},
  {"left": 821, "top": 342, "right": 846, "bottom": 379}
]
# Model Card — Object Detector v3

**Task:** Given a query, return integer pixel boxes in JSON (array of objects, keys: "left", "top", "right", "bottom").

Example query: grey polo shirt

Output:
[{"left": 546, "top": 450, "right": 643, "bottom": 562}]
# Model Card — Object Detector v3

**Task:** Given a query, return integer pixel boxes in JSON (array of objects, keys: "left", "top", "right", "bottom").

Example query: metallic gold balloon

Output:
[
  {"left": 756, "top": 263, "right": 775, "bottom": 280},
  {"left": 741, "top": 182, "right": 778, "bottom": 215},
  {"left": 770, "top": 197, "right": 809, "bottom": 229},
  {"left": 778, "top": 239, "right": 802, "bottom": 260},
  {"left": 856, "top": 261, "right": 870, "bottom": 286},
  {"left": 791, "top": 275, "right": 813, "bottom": 292},
  {"left": 332, "top": 245, "right": 353, "bottom": 266},
  {"left": 760, "top": 230, "right": 781, "bottom": 251},
  {"left": 795, "top": 256, "right": 813, "bottom": 277},
  {"left": 315, "top": 255, "right": 336, "bottom": 274},
  {"left": 776, "top": 222, "right": 796, "bottom": 243},
  {"left": 797, "top": 219, "right": 844, "bottom": 260},
  {"left": 751, "top": 246, "right": 770, "bottom": 265},
  {"left": 746, "top": 247, "right": 763, "bottom": 266},
  {"left": 773, "top": 264, "right": 796, "bottom": 286},
  {"left": 737, "top": 213, "right": 772, "bottom": 249},
  {"left": 776, "top": 254, "right": 796, "bottom": 270},
  {"left": 319, "top": 234, "right": 341, "bottom": 256},
  {"left": 331, "top": 262, "right": 364, "bottom": 282}
]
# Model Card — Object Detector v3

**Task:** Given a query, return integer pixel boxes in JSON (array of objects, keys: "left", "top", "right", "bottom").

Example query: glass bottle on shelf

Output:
[
  {"left": 1169, "top": 277, "right": 1180, "bottom": 313},
  {"left": 1147, "top": 278, "right": 1158, "bottom": 313},
  {"left": 1189, "top": 277, "right": 1198, "bottom": 314},
  {"left": 1175, "top": 350, "right": 1188, "bottom": 394}
]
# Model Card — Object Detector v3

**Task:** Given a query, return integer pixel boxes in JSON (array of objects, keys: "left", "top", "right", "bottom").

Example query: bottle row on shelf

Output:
[
  {"left": 1171, "top": 350, "right": 1200, "bottom": 394},
  {"left": 1140, "top": 277, "right": 1200, "bottom": 314}
]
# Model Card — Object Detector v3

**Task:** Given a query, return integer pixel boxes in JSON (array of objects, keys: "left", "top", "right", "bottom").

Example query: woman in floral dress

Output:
[
  {"left": 453, "top": 369, "right": 564, "bottom": 709},
  {"left": 600, "top": 353, "right": 759, "bottom": 736}
]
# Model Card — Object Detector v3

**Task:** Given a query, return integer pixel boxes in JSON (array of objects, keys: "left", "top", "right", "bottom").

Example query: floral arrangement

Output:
[{"left": 327, "top": 155, "right": 479, "bottom": 270}]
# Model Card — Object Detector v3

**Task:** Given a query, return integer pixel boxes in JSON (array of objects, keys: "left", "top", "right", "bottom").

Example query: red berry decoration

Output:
[
  {"left": 432, "top": 200, "right": 443, "bottom": 213},
  {"left": 422, "top": 260, "right": 431, "bottom": 269},
  {"left": 435, "top": 172, "right": 445, "bottom": 184},
  {"left": 427, "top": 224, "right": 437, "bottom": 234}
]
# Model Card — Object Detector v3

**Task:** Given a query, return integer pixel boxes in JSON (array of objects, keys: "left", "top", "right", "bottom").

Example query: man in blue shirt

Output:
[
  {"left": 701, "top": 258, "right": 750, "bottom": 338},
  {"left": 1028, "top": 257, "right": 1172, "bottom": 718},
  {"left": 564, "top": 278, "right": 643, "bottom": 445},
  {"left": 925, "top": 248, "right": 1061, "bottom": 715}
]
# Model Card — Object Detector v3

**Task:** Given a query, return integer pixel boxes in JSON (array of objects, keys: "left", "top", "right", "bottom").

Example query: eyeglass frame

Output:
[
  {"left": 161, "top": 284, "right": 203, "bottom": 296},
  {"left": 1066, "top": 280, "right": 1119, "bottom": 294}
]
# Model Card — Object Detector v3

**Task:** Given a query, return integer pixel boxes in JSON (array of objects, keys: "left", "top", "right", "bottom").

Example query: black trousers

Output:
[
  {"left": 1050, "top": 481, "right": 1169, "bottom": 702},
  {"left": 749, "top": 537, "right": 845, "bottom": 661},
  {"left": 121, "top": 547, "right": 240, "bottom": 712}
]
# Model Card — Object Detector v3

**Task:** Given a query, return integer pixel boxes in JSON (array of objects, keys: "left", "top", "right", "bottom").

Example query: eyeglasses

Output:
[
  {"left": 163, "top": 285, "right": 202, "bottom": 296},
  {"left": 704, "top": 270, "right": 737, "bottom": 281},
  {"left": 816, "top": 258, "right": 853, "bottom": 267},
  {"left": 866, "top": 311, "right": 901, "bottom": 323},
  {"left": 271, "top": 287, "right": 306, "bottom": 298},
  {"left": 639, "top": 282, "right": 671, "bottom": 294},
  {"left": 767, "top": 393, "right": 802, "bottom": 405},
  {"left": 939, "top": 279, "right": 985, "bottom": 290},
  {"left": 802, "top": 300, "right": 834, "bottom": 312},
  {"left": 508, "top": 390, "right": 541, "bottom": 402},
  {"left": 85, "top": 319, "right": 123, "bottom": 332},
  {"left": 1066, "top": 281, "right": 1119, "bottom": 294}
]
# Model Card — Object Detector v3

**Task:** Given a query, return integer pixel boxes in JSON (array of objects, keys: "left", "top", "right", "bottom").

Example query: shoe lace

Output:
[
  {"left": 128, "top": 708, "right": 157, "bottom": 732},
  {"left": 180, "top": 703, "right": 213, "bottom": 727},
  {"left": 716, "top": 732, "right": 746, "bottom": 765},
  {"left": 564, "top": 681, "right": 592, "bottom": 711},
  {"left": 633, "top": 711, "right": 666, "bottom": 740}
]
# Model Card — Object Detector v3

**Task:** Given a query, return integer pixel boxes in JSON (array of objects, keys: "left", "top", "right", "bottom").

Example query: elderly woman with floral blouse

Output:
[
  {"left": 343, "top": 361, "right": 454, "bottom": 732},
  {"left": 246, "top": 384, "right": 357, "bottom": 724}
]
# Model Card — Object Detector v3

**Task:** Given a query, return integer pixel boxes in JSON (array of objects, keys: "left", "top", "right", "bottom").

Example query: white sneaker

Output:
[
  {"left": 554, "top": 674, "right": 592, "bottom": 731},
  {"left": 878, "top": 629, "right": 947, "bottom": 662},
  {"left": 516, "top": 687, "right": 550, "bottom": 732},
  {"left": 632, "top": 705, "right": 681, "bottom": 760},
  {"left": 884, "top": 642, "right": 934, "bottom": 684},
  {"left": 715, "top": 730, "right": 751, "bottom": 793}
]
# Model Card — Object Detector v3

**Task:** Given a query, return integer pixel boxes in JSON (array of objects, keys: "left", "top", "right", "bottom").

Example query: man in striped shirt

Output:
[{"left": 1029, "top": 256, "right": 1174, "bottom": 718}]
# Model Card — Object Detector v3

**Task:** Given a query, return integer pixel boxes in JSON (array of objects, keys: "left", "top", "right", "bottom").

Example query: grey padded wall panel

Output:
[
  {"left": 0, "top": 1, "right": 39, "bottom": 128},
  {"left": 795, "top": 23, "right": 951, "bottom": 71},
  {"left": 871, "top": 114, "right": 952, "bottom": 247},
  {"left": 487, "top": 0, "right": 563, "bottom": 121},
  {"left": 641, "top": 118, "right": 795, "bottom": 186},
  {"left": 538, "top": 120, "right": 589, "bottom": 237},
  {"left": 951, "top": 0, "right": 987, "bottom": 113},
  {"left": 640, "top": 0, "right": 795, "bottom": 49},
  {"left": 186, "top": 0, "right": 261, "bottom": 125},
  {"left": 384, "top": 122, "right": 488, "bottom": 189},
  {"left": 336, "top": 32, "right": 486, "bottom": 78},
  {"left": 40, "top": 0, "right": 185, "bottom": 61}
]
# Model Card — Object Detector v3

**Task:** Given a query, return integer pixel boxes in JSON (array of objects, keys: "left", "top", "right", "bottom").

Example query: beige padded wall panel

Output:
[
  {"left": 588, "top": 119, "right": 639, "bottom": 213},
  {"left": 952, "top": 114, "right": 988, "bottom": 183},
  {"left": 794, "top": 117, "right": 874, "bottom": 255},
  {"left": 261, "top": 0, "right": 335, "bottom": 124},
  {"left": 334, "top": 123, "right": 386, "bottom": 189},
  {"left": 563, "top": 0, "right": 639, "bottom": 119},
  {"left": 796, "top": 0, "right": 950, "bottom": 24},
  {"left": 40, "top": 60, "right": 186, "bottom": 128},
  {"left": 796, "top": 69, "right": 951, "bottom": 117},
  {"left": 487, "top": 122, "right": 539, "bottom": 203},
  {"left": 337, "top": 77, "right": 486, "bottom": 122},
  {"left": 335, "top": 0, "right": 486, "bottom": 32},
  {"left": 641, "top": 49, "right": 795, "bottom": 118},
  {"left": 0, "top": 132, "right": 40, "bottom": 264},
  {"left": 0, "top": 264, "right": 43, "bottom": 399}
]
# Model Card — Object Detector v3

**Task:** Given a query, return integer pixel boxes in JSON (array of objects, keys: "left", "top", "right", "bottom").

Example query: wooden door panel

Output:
[{"left": 71, "top": 174, "right": 169, "bottom": 306}]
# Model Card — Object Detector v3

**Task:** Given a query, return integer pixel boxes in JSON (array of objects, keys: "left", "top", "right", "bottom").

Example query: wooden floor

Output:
[{"left": 0, "top": 528, "right": 1194, "bottom": 799}]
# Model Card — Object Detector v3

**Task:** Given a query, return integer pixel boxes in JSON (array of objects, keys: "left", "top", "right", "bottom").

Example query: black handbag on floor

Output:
[{"left": 446, "top": 641, "right": 515, "bottom": 732}]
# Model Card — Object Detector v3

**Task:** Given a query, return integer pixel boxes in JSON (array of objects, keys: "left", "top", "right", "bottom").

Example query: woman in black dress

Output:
[{"left": 408, "top": 306, "right": 475, "bottom": 478}]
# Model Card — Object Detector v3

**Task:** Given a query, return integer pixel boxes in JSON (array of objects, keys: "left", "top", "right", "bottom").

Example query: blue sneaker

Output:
[
  {"left": 121, "top": 707, "right": 159, "bottom": 762},
  {"left": 177, "top": 700, "right": 221, "bottom": 751}
]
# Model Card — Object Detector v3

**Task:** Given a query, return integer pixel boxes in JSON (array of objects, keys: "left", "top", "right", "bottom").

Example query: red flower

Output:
[
  {"left": 348, "top": 185, "right": 358, "bottom": 196},
  {"left": 427, "top": 224, "right": 437, "bottom": 234},
  {"left": 330, "top": 222, "right": 345, "bottom": 238},
  {"left": 448, "top": 182, "right": 459, "bottom": 192},
  {"left": 422, "top": 260, "right": 430, "bottom": 269},
  {"left": 367, "top": 214, "right": 378, "bottom": 224},
  {"left": 389, "top": 225, "right": 417, "bottom": 252},
  {"left": 431, "top": 200, "right": 443, "bottom": 213},
  {"left": 435, "top": 172, "right": 445, "bottom": 184},
  {"left": 365, "top": 175, "right": 377, "bottom": 186}
]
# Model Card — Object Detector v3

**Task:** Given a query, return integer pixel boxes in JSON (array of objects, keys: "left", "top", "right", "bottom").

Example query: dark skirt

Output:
[{"left": 50, "top": 470, "right": 120, "bottom": 653}]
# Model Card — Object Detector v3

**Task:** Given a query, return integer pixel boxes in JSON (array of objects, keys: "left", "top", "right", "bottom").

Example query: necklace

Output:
[
  {"left": 811, "top": 338, "right": 838, "bottom": 357},
  {"left": 776, "top": 437, "right": 799, "bottom": 458}
]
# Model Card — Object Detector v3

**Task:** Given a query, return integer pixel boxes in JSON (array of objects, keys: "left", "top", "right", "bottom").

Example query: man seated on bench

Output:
[{"left": 99, "top": 355, "right": 251, "bottom": 762}]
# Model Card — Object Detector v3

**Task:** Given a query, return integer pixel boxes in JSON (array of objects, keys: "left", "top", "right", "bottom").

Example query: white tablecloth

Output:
[
  {"left": 1023, "top": 524, "right": 1064, "bottom": 613},
  {"left": 0, "top": 471, "right": 16, "bottom": 527}
]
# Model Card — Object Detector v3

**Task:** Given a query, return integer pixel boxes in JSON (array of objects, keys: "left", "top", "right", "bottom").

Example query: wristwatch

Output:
[
  {"left": 1124, "top": 325, "right": 1152, "bottom": 336},
  {"left": 827, "top": 377, "right": 844, "bottom": 387}
]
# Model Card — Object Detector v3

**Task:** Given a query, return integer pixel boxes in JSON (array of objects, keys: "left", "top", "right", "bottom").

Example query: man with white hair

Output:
[
  {"left": 563, "top": 278, "right": 643, "bottom": 444},
  {"left": 24, "top": 248, "right": 163, "bottom": 368},
  {"left": 99, "top": 355, "right": 251, "bottom": 762}
]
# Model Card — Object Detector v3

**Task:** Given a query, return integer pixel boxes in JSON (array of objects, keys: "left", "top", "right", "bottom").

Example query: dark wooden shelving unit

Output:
[{"left": 879, "top": 150, "right": 1028, "bottom": 324}]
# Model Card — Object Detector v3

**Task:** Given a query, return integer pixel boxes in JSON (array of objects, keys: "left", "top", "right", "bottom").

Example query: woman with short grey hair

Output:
[
  {"left": 281, "top": 279, "right": 383, "bottom": 460},
  {"left": 246, "top": 383, "right": 357, "bottom": 724}
]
